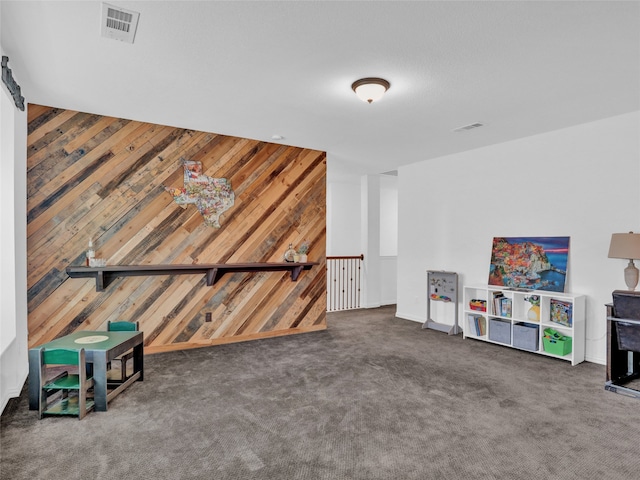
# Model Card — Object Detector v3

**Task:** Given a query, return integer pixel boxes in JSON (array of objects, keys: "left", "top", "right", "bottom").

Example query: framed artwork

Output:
[{"left": 488, "top": 236, "right": 570, "bottom": 292}]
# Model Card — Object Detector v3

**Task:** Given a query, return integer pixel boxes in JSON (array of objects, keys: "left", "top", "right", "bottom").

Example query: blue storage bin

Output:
[
  {"left": 513, "top": 322, "right": 539, "bottom": 351},
  {"left": 489, "top": 318, "right": 511, "bottom": 345}
]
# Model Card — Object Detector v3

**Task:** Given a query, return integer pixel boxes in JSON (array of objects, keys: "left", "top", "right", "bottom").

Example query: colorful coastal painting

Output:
[{"left": 488, "top": 237, "right": 570, "bottom": 292}]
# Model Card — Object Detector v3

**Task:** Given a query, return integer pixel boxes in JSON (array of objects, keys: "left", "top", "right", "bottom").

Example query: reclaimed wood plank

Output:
[
  {"left": 26, "top": 109, "right": 83, "bottom": 148},
  {"left": 27, "top": 104, "right": 51, "bottom": 124},
  {"left": 27, "top": 106, "right": 65, "bottom": 136},
  {"left": 27, "top": 105, "right": 326, "bottom": 353}
]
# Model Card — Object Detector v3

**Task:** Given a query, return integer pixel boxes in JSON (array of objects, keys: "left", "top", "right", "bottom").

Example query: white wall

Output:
[
  {"left": 326, "top": 178, "right": 362, "bottom": 256},
  {"left": 0, "top": 46, "right": 29, "bottom": 414},
  {"left": 0, "top": 75, "right": 16, "bottom": 353},
  {"left": 396, "top": 112, "right": 640, "bottom": 364},
  {"left": 379, "top": 174, "right": 398, "bottom": 305},
  {"left": 379, "top": 256, "right": 397, "bottom": 306},
  {"left": 379, "top": 174, "right": 398, "bottom": 256},
  {"left": 361, "top": 175, "right": 381, "bottom": 307},
  {"left": 326, "top": 171, "right": 398, "bottom": 307}
]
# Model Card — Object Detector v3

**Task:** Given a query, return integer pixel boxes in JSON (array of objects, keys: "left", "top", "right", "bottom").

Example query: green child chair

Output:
[
  {"left": 38, "top": 348, "right": 94, "bottom": 420},
  {"left": 107, "top": 320, "right": 139, "bottom": 384}
]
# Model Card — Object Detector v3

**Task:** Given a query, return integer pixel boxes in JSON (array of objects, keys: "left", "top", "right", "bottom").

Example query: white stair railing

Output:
[{"left": 326, "top": 255, "right": 363, "bottom": 312}]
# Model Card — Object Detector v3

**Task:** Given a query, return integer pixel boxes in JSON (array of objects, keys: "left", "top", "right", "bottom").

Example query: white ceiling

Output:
[{"left": 2, "top": 1, "right": 639, "bottom": 180}]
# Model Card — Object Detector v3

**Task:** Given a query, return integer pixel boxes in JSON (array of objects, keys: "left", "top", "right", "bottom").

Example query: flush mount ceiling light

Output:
[{"left": 351, "top": 77, "right": 390, "bottom": 103}]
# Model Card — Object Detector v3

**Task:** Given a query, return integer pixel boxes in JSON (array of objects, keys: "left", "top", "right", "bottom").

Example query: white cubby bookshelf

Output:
[{"left": 462, "top": 285, "right": 585, "bottom": 365}]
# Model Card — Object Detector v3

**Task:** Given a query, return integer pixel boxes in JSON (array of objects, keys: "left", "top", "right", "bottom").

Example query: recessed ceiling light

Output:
[{"left": 271, "top": 135, "right": 284, "bottom": 141}]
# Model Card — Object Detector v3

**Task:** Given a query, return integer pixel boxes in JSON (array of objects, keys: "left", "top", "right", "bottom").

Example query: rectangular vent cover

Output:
[
  {"left": 101, "top": 3, "right": 139, "bottom": 43},
  {"left": 452, "top": 122, "right": 484, "bottom": 133}
]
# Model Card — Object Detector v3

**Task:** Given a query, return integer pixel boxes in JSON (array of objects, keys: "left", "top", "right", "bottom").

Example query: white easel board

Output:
[{"left": 422, "top": 270, "right": 461, "bottom": 335}]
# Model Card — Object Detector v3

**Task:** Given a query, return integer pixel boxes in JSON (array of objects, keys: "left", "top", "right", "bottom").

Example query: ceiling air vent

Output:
[
  {"left": 101, "top": 3, "right": 140, "bottom": 44},
  {"left": 452, "top": 122, "right": 484, "bottom": 133}
]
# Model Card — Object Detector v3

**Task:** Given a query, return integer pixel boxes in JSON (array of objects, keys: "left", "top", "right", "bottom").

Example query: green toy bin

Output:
[{"left": 543, "top": 328, "right": 572, "bottom": 356}]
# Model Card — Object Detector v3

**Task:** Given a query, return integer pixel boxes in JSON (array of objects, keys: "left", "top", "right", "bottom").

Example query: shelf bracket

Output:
[
  {"left": 206, "top": 268, "right": 224, "bottom": 286},
  {"left": 96, "top": 270, "right": 105, "bottom": 292},
  {"left": 290, "top": 265, "right": 304, "bottom": 282}
]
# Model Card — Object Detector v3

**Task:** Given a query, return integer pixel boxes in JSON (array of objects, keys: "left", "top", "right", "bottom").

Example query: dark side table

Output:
[{"left": 606, "top": 303, "right": 640, "bottom": 398}]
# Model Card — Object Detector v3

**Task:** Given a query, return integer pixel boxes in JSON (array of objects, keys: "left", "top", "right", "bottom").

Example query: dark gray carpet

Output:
[{"left": 2, "top": 305, "right": 639, "bottom": 479}]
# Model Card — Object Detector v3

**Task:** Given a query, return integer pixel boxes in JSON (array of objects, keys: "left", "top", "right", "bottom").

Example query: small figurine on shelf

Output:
[
  {"left": 525, "top": 295, "right": 541, "bottom": 322},
  {"left": 90, "top": 258, "right": 107, "bottom": 267},
  {"left": 284, "top": 243, "right": 296, "bottom": 263},
  {"left": 86, "top": 239, "right": 95, "bottom": 267},
  {"left": 297, "top": 241, "right": 310, "bottom": 263}
]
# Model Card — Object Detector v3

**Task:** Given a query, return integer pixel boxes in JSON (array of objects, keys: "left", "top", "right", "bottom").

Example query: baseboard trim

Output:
[
  {"left": 361, "top": 302, "right": 381, "bottom": 309},
  {"left": 395, "top": 311, "right": 424, "bottom": 323},
  {"left": 1, "top": 370, "right": 28, "bottom": 416},
  {"left": 145, "top": 324, "right": 327, "bottom": 354},
  {"left": 585, "top": 354, "right": 605, "bottom": 365}
]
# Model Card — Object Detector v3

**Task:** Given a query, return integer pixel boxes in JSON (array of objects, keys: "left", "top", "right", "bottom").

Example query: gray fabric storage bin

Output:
[
  {"left": 489, "top": 318, "right": 511, "bottom": 345},
  {"left": 513, "top": 322, "right": 539, "bottom": 351}
]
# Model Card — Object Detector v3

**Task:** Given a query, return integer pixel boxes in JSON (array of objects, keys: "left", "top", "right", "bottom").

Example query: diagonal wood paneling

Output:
[{"left": 27, "top": 105, "right": 326, "bottom": 353}]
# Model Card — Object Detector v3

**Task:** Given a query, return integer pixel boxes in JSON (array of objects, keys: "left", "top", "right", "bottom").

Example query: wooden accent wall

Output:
[{"left": 27, "top": 105, "right": 326, "bottom": 353}]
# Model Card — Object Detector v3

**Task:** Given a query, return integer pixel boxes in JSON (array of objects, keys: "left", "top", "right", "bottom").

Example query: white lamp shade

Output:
[
  {"left": 351, "top": 78, "right": 390, "bottom": 103},
  {"left": 608, "top": 232, "right": 640, "bottom": 259},
  {"left": 354, "top": 83, "right": 386, "bottom": 103}
]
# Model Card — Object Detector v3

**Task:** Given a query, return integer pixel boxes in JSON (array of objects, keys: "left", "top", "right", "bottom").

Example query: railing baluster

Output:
[{"left": 326, "top": 255, "right": 364, "bottom": 312}]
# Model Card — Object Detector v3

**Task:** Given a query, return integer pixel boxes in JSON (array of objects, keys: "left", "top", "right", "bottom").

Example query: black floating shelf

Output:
[{"left": 66, "top": 262, "right": 318, "bottom": 292}]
